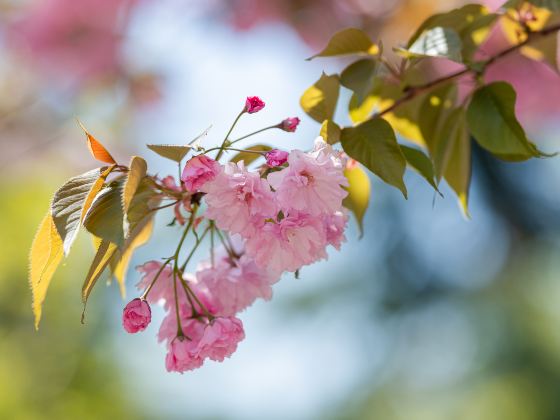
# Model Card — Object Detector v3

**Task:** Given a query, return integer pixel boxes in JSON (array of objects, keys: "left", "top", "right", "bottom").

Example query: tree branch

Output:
[{"left": 376, "top": 21, "right": 560, "bottom": 118}]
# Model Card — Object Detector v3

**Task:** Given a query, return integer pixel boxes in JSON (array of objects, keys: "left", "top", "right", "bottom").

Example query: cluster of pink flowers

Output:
[{"left": 121, "top": 96, "right": 349, "bottom": 373}]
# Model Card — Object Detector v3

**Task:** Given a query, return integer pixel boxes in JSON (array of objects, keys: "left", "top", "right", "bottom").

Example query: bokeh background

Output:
[{"left": 1, "top": 0, "right": 560, "bottom": 419}]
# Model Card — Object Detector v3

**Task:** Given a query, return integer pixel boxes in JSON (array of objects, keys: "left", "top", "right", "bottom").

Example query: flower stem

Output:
[
  {"left": 141, "top": 257, "right": 173, "bottom": 300},
  {"left": 216, "top": 110, "right": 244, "bottom": 160},
  {"left": 228, "top": 125, "right": 279, "bottom": 146}
]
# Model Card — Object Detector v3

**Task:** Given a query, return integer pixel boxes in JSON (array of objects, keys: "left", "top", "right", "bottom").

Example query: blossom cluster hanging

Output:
[{"left": 30, "top": 95, "right": 352, "bottom": 373}]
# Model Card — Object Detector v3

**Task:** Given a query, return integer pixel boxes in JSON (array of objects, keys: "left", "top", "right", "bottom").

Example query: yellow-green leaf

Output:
[
  {"left": 124, "top": 177, "right": 160, "bottom": 239},
  {"left": 401, "top": 145, "right": 441, "bottom": 193},
  {"left": 300, "top": 73, "right": 340, "bottom": 123},
  {"left": 111, "top": 218, "right": 154, "bottom": 298},
  {"left": 122, "top": 156, "right": 147, "bottom": 214},
  {"left": 439, "top": 108, "right": 471, "bottom": 216},
  {"left": 82, "top": 239, "right": 118, "bottom": 318},
  {"left": 340, "top": 59, "right": 378, "bottom": 103},
  {"left": 401, "top": 27, "right": 463, "bottom": 62},
  {"left": 81, "top": 165, "right": 115, "bottom": 222},
  {"left": 307, "top": 28, "right": 378, "bottom": 60},
  {"left": 147, "top": 144, "right": 192, "bottom": 162},
  {"left": 340, "top": 118, "right": 407, "bottom": 197},
  {"left": 320, "top": 120, "right": 341, "bottom": 145},
  {"left": 230, "top": 145, "right": 272, "bottom": 165},
  {"left": 83, "top": 178, "right": 126, "bottom": 248},
  {"left": 29, "top": 212, "right": 64, "bottom": 330},
  {"left": 466, "top": 82, "right": 543, "bottom": 161},
  {"left": 343, "top": 163, "right": 370, "bottom": 236}
]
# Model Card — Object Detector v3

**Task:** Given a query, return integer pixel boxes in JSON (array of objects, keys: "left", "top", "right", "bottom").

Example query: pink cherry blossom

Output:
[
  {"left": 122, "top": 298, "right": 151, "bottom": 333},
  {"left": 245, "top": 96, "right": 265, "bottom": 113},
  {"left": 246, "top": 212, "right": 328, "bottom": 273},
  {"left": 163, "top": 318, "right": 207, "bottom": 373},
  {"left": 268, "top": 144, "right": 348, "bottom": 216},
  {"left": 203, "top": 162, "right": 277, "bottom": 237},
  {"left": 323, "top": 211, "right": 348, "bottom": 250},
  {"left": 280, "top": 117, "right": 300, "bottom": 132},
  {"left": 196, "top": 250, "right": 279, "bottom": 316},
  {"left": 136, "top": 261, "right": 174, "bottom": 308},
  {"left": 265, "top": 149, "right": 289, "bottom": 167},
  {"left": 181, "top": 155, "right": 221, "bottom": 192},
  {"left": 196, "top": 317, "right": 245, "bottom": 362}
]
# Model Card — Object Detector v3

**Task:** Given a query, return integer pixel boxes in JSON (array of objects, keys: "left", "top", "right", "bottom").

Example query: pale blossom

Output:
[
  {"left": 323, "top": 211, "right": 348, "bottom": 250},
  {"left": 196, "top": 317, "right": 245, "bottom": 362},
  {"left": 203, "top": 162, "right": 277, "bottom": 237},
  {"left": 196, "top": 250, "right": 279, "bottom": 316},
  {"left": 136, "top": 261, "right": 174, "bottom": 308},
  {"left": 246, "top": 212, "right": 327, "bottom": 273},
  {"left": 181, "top": 155, "right": 221, "bottom": 192},
  {"left": 267, "top": 145, "right": 348, "bottom": 216}
]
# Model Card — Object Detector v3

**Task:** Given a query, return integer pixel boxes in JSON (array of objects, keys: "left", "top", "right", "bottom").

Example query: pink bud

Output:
[
  {"left": 245, "top": 96, "right": 265, "bottom": 114},
  {"left": 265, "top": 149, "right": 289, "bottom": 167},
  {"left": 122, "top": 298, "right": 151, "bottom": 333},
  {"left": 181, "top": 155, "right": 221, "bottom": 192},
  {"left": 280, "top": 117, "right": 300, "bottom": 132}
]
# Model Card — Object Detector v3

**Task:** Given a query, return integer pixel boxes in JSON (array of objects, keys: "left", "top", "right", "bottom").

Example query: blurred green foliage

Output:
[{"left": 0, "top": 176, "right": 144, "bottom": 419}]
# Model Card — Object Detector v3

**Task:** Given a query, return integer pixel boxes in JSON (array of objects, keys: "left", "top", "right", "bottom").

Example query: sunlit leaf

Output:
[
  {"left": 81, "top": 166, "right": 115, "bottom": 222},
  {"left": 467, "top": 82, "right": 543, "bottom": 161},
  {"left": 400, "top": 27, "right": 463, "bottom": 62},
  {"left": 407, "top": 4, "right": 497, "bottom": 61},
  {"left": 307, "top": 28, "right": 379, "bottom": 60},
  {"left": 29, "top": 212, "right": 63, "bottom": 330},
  {"left": 340, "top": 59, "right": 378, "bottom": 103},
  {"left": 147, "top": 144, "right": 192, "bottom": 162},
  {"left": 400, "top": 145, "right": 440, "bottom": 193},
  {"left": 77, "top": 120, "right": 117, "bottom": 165},
  {"left": 230, "top": 145, "right": 272, "bottom": 165},
  {"left": 340, "top": 118, "right": 407, "bottom": 197},
  {"left": 83, "top": 178, "right": 126, "bottom": 248},
  {"left": 343, "top": 162, "right": 370, "bottom": 236},
  {"left": 300, "top": 73, "right": 340, "bottom": 123},
  {"left": 51, "top": 168, "right": 105, "bottom": 256},
  {"left": 320, "top": 120, "right": 341, "bottom": 145},
  {"left": 124, "top": 177, "right": 160, "bottom": 239},
  {"left": 349, "top": 93, "right": 378, "bottom": 124},
  {"left": 81, "top": 239, "right": 118, "bottom": 319},
  {"left": 122, "top": 156, "right": 147, "bottom": 214},
  {"left": 111, "top": 218, "right": 154, "bottom": 299}
]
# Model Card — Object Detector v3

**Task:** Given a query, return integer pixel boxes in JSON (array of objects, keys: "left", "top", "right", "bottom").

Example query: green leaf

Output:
[
  {"left": 467, "top": 82, "right": 543, "bottom": 161},
  {"left": 438, "top": 108, "right": 471, "bottom": 216},
  {"left": 343, "top": 163, "right": 371, "bottom": 236},
  {"left": 320, "top": 120, "right": 341, "bottom": 145},
  {"left": 83, "top": 178, "right": 126, "bottom": 248},
  {"left": 51, "top": 168, "right": 106, "bottom": 256},
  {"left": 230, "top": 145, "right": 272, "bottom": 166},
  {"left": 340, "top": 59, "right": 378, "bottom": 103},
  {"left": 400, "top": 145, "right": 441, "bottom": 193},
  {"left": 29, "top": 212, "right": 64, "bottom": 330},
  {"left": 340, "top": 118, "right": 407, "bottom": 197},
  {"left": 307, "top": 28, "right": 379, "bottom": 60},
  {"left": 300, "top": 73, "right": 340, "bottom": 123},
  {"left": 400, "top": 27, "right": 463, "bottom": 62},
  {"left": 147, "top": 144, "right": 192, "bottom": 162},
  {"left": 418, "top": 83, "right": 458, "bottom": 159}
]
